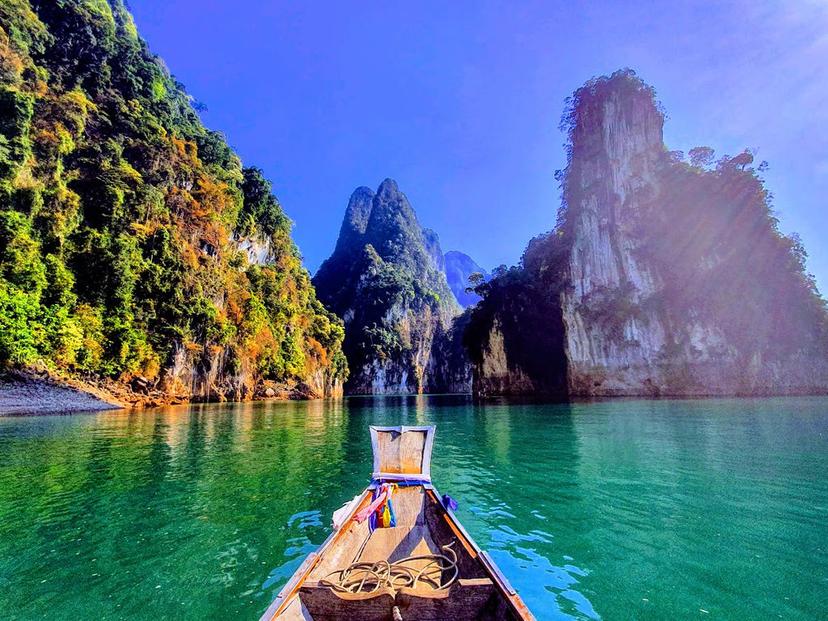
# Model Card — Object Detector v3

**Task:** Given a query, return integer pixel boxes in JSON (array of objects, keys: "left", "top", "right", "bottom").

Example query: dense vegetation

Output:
[
  {"left": 313, "top": 180, "right": 459, "bottom": 393},
  {"left": 466, "top": 69, "right": 828, "bottom": 394},
  {"left": 0, "top": 0, "right": 345, "bottom": 397},
  {"left": 463, "top": 260, "right": 569, "bottom": 396},
  {"left": 635, "top": 149, "right": 828, "bottom": 359}
]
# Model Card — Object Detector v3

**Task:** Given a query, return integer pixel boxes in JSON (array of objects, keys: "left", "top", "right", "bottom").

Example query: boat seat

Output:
[
  {"left": 297, "top": 584, "right": 395, "bottom": 621},
  {"left": 395, "top": 578, "right": 498, "bottom": 619},
  {"left": 296, "top": 578, "right": 499, "bottom": 621}
]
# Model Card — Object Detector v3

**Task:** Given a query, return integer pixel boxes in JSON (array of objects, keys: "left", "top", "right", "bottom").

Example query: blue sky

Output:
[{"left": 129, "top": 0, "right": 828, "bottom": 295}]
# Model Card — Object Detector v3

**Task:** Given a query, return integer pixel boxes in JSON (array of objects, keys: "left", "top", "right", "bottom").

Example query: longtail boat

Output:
[{"left": 259, "top": 425, "right": 535, "bottom": 621}]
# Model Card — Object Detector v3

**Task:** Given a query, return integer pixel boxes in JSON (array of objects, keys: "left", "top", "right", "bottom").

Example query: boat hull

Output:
[{"left": 259, "top": 483, "right": 534, "bottom": 621}]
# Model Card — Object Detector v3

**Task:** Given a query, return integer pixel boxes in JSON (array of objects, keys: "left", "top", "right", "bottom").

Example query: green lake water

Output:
[{"left": 0, "top": 396, "right": 826, "bottom": 620}]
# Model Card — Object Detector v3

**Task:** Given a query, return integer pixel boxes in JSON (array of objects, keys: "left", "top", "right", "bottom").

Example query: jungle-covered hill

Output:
[
  {"left": 0, "top": 0, "right": 346, "bottom": 401},
  {"left": 313, "top": 179, "right": 464, "bottom": 394}
]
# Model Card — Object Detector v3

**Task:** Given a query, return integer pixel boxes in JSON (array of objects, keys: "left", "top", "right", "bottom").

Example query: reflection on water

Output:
[{"left": 0, "top": 396, "right": 826, "bottom": 620}]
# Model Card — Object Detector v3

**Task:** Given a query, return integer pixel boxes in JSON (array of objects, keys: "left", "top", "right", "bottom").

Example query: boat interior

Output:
[
  {"left": 277, "top": 485, "right": 522, "bottom": 620},
  {"left": 269, "top": 426, "right": 527, "bottom": 620}
]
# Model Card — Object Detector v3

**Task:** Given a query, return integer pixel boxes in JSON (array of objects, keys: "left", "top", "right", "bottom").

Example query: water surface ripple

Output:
[{"left": 0, "top": 396, "right": 826, "bottom": 620}]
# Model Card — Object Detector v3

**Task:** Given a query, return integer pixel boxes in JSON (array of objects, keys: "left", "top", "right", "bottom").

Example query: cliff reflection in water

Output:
[{"left": 2, "top": 396, "right": 827, "bottom": 620}]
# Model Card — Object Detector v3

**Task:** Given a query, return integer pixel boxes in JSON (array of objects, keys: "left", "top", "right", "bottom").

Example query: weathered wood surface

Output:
[
  {"left": 395, "top": 578, "right": 499, "bottom": 620},
  {"left": 375, "top": 429, "right": 424, "bottom": 474},
  {"left": 296, "top": 586, "right": 395, "bottom": 621},
  {"left": 370, "top": 426, "right": 435, "bottom": 481},
  {"left": 357, "top": 487, "right": 440, "bottom": 577},
  {"left": 264, "top": 427, "right": 536, "bottom": 620},
  {"left": 277, "top": 597, "right": 313, "bottom": 621}
]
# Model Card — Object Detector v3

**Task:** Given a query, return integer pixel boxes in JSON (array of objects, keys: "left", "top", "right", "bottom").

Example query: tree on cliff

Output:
[
  {"left": 0, "top": 0, "right": 345, "bottom": 397},
  {"left": 463, "top": 69, "right": 828, "bottom": 397}
]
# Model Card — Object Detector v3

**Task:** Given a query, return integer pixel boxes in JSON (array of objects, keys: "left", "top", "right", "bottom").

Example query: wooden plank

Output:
[
  {"left": 297, "top": 585, "right": 395, "bottom": 621},
  {"left": 274, "top": 597, "right": 313, "bottom": 621},
  {"left": 261, "top": 489, "right": 373, "bottom": 621},
  {"left": 395, "top": 580, "right": 497, "bottom": 619},
  {"left": 370, "top": 426, "right": 435, "bottom": 481},
  {"left": 425, "top": 486, "right": 537, "bottom": 621},
  {"left": 357, "top": 487, "right": 437, "bottom": 566},
  {"left": 480, "top": 550, "right": 516, "bottom": 595},
  {"left": 399, "top": 430, "right": 426, "bottom": 474},
  {"left": 259, "top": 553, "right": 318, "bottom": 621}
]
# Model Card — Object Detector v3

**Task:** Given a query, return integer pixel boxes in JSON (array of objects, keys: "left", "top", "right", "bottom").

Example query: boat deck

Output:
[{"left": 261, "top": 426, "right": 534, "bottom": 621}]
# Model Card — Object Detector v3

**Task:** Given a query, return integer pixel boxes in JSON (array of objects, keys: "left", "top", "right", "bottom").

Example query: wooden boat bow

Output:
[{"left": 259, "top": 426, "right": 535, "bottom": 620}]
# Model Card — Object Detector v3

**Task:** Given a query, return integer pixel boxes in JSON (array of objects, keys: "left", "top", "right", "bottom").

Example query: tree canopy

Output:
[{"left": 0, "top": 0, "right": 345, "bottom": 395}]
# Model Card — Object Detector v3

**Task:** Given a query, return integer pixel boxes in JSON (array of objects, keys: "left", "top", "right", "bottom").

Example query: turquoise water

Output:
[{"left": 0, "top": 396, "right": 826, "bottom": 620}]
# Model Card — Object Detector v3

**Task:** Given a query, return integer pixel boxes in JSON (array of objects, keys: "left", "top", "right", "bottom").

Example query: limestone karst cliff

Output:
[
  {"left": 0, "top": 0, "right": 346, "bottom": 403},
  {"left": 313, "top": 180, "right": 470, "bottom": 394},
  {"left": 467, "top": 70, "right": 828, "bottom": 397}
]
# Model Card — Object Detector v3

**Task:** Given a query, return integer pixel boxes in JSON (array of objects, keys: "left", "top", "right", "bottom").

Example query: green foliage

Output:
[
  {"left": 463, "top": 263, "right": 569, "bottom": 394},
  {"left": 238, "top": 166, "right": 290, "bottom": 238},
  {"left": 312, "top": 180, "right": 458, "bottom": 391},
  {"left": 0, "top": 0, "right": 345, "bottom": 390},
  {"left": 0, "top": 86, "right": 33, "bottom": 180},
  {"left": 633, "top": 148, "right": 828, "bottom": 358},
  {"left": 577, "top": 281, "right": 640, "bottom": 330},
  {"left": 0, "top": 210, "right": 46, "bottom": 294},
  {"left": 0, "top": 281, "right": 42, "bottom": 363}
]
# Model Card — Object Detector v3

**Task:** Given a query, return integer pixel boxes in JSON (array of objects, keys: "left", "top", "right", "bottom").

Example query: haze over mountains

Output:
[{"left": 444, "top": 251, "right": 488, "bottom": 308}]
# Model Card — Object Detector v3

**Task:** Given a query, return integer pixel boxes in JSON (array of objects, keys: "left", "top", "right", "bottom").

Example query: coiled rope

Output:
[{"left": 320, "top": 541, "right": 459, "bottom": 595}]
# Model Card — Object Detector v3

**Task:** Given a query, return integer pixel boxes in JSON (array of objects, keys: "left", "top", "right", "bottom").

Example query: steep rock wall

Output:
[
  {"left": 561, "top": 76, "right": 675, "bottom": 394},
  {"left": 467, "top": 70, "right": 828, "bottom": 397},
  {"left": 314, "top": 180, "right": 471, "bottom": 394},
  {"left": 560, "top": 73, "right": 828, "bottom": 395}
]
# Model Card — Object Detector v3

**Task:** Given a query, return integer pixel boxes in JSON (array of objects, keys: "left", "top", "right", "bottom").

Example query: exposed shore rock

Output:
[
  {"left": 0, "top": 369, "right": 124, "bottom": 415},
  {"left": 0, "top": 365, "right": 341, "bottom": 415}
]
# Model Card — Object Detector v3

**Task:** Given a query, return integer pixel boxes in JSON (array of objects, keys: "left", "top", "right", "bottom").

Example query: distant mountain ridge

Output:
[{"left": 444, "top": 250, "right": 488, "bottom": 308}]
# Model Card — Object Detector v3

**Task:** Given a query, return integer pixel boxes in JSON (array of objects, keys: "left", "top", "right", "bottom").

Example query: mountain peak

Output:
[
  {"left": 334, "top": 186, "right": 375, "bottom": 254},
  {"left": 313, "top": 180, "right": 465, "bottom": 394},
  {"left": 377, "top": 178, "right": 400, "bottom": 197}
]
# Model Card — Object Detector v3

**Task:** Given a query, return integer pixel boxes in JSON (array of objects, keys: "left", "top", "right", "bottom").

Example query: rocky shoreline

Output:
[
  {"left": 0, "top": 368, "right": 328, "bottom": 415},
  {"left": 0, "top": 370, "right": 124, "bottom": 415}
]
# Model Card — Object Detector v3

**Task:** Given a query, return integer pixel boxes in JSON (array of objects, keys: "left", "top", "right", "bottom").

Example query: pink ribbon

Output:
[{"left": 354, "top": 489, "right": 388, "bottom": 523}]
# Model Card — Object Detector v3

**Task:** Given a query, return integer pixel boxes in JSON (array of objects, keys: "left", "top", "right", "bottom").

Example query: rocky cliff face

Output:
[
  {"left": 560, "top": 73, "right": 670, "bottom": 395},
  {"left": 444, "top": 251, "right": 488, "bottom": 307},
  {"left": 468, "top": 70, "right": 828, "bottom": 397},
  {"left": 463, "top": 258, "right": 569, "bottom": 397},
  {"left": 314, "top": 180, "right": 470, "bottom": 394},
  {"left": 0, "top": 0, "right": 346, "bottom": 404}
]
